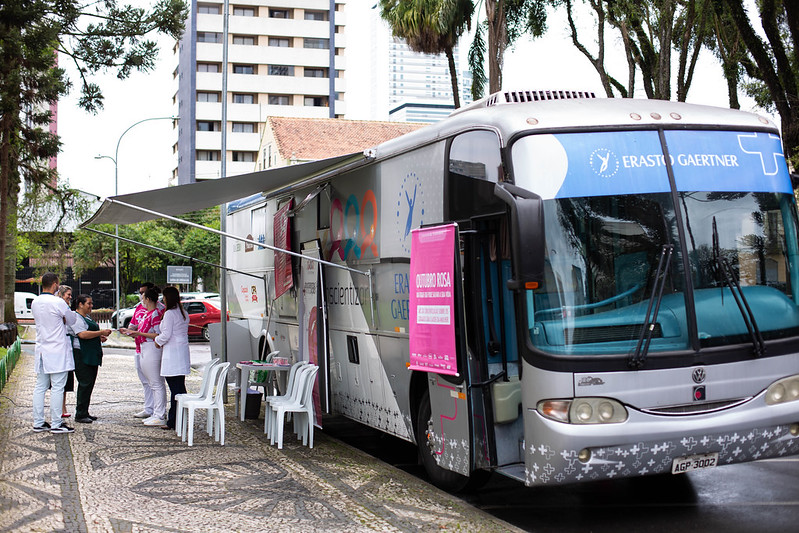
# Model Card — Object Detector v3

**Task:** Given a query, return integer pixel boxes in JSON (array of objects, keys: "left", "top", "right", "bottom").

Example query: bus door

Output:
[
  {"left": 462, "top": 217, "right": 522, "bottom": 470},
  {"left": 411, "top": 224, "right": 472, "bottom": 480}
]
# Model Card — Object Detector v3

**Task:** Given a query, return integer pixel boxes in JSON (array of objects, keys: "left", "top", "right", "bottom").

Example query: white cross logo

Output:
[{"left": 738, "top": 132, "right": 785, "bottom": 176}]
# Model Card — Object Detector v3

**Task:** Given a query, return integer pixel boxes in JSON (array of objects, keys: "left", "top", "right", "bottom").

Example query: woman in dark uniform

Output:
[{"left": 72, "top": 294, "right": 111, "bottom": 423}]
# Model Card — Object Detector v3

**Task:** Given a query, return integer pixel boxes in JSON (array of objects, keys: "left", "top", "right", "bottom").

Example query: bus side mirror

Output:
[{"left": 494, "top": 183, "right": 545, "bottom": 289}]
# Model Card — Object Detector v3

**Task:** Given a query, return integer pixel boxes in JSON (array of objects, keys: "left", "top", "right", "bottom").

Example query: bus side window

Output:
[{"left": 449, "top": 130, "right": 503, "bottom": 182}]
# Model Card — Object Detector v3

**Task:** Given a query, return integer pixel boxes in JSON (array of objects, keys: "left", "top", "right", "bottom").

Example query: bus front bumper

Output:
[{"left": 522, "top": 395, "right": 799, "bottom": 486}]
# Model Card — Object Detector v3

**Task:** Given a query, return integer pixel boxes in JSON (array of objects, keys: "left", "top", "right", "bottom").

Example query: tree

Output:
[
  {"left": 559, "top": 0, "right": 636, "bottom": 97},
  {"left": 471, "top": 0, "right": 549, "bottom": 98},
  {"left": 0, "top": 0, "right": 187, "bottom": 322},
  {"left": 715, "top": 0, "right": 799, "bottom": 167},
  {"left": 380, "top": 0, "right": 474, "bottom": 108},
  {"left": 549, "top": 0, "right": 713, "bottom": 101}
]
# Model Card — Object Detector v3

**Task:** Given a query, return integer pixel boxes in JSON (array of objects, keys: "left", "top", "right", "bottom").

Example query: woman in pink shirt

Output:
[{"left": 121, "top": 288, "right": 166, "bottom": 426}]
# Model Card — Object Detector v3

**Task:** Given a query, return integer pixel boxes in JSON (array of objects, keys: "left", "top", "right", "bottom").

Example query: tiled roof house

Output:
[{"left": 256, "top": 117, "right": 426, "bottom": 170}]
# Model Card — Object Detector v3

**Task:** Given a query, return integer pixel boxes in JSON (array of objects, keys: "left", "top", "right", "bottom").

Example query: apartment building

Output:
[{"left": 173, "top": 1, "right": 346, "bottom": 184}]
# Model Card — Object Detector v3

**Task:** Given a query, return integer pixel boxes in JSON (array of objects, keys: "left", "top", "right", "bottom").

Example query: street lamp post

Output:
[{"left": 95, "top": 115, "right": 178, "bottom": 316}]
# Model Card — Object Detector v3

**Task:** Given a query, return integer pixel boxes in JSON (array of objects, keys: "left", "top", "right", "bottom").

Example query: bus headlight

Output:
[
  {"left": 537, "top": 398, "right": 628, "bottom": 424},
  {"left": 765, "top": 375, "right": 799, "bottom": 405}
]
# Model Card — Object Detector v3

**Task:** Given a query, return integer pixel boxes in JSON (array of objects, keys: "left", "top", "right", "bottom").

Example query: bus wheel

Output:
[{"left": 416, "top": 390, "right": 470, "bottom": 492}]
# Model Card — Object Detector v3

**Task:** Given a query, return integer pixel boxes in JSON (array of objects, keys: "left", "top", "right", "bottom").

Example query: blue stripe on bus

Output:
[{"left": 540, "top": 130, "right": 791, "bottom": 199}]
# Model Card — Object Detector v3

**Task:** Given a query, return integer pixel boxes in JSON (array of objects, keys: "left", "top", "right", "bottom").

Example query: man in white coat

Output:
[{"left": 31, "top": 272, "right": 78, "bottom": 434}]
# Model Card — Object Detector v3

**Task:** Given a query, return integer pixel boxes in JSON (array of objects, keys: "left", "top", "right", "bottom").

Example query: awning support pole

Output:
[{"left": 107, "top": 199, "right": 371, "bottom": 279}]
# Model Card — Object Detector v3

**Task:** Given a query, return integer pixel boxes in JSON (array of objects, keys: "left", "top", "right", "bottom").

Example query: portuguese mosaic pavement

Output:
[{"left": 0, "top": 351, "right": 516, "bottom": 532}]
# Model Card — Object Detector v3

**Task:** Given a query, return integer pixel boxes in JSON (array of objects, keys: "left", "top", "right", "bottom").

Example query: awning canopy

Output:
[{"left": 82, "top": 151, "right": 365, "bottom": 227}]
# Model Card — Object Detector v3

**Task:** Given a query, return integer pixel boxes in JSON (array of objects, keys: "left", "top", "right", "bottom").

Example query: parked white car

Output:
[
  {"left": 111, "top": 307, "right": 136, "bottom": 329},
  {"left": 180, "top": 292, "right": 219, "bottom": 301},
  {"left": 15, "top": 292, "right": 37, "bottom": 320}
]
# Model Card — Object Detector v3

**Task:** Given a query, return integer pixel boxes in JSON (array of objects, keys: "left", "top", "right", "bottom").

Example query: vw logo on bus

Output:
[{"left": 692, "top": 367, "right": 706, "bottom": 384}]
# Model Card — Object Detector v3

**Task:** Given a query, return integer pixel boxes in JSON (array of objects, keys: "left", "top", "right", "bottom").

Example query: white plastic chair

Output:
[
  {"left": 263, "top": 360, "right": 308, "bottom": 438},
  {"left": 266, "top": 364, "right": 312, "bottom": 443},
  {"left": 271, "top": 364, "right": 319, "bottom": 449},
  {"left": 181, "top": 362, "right": 230, "bottom": 446},
  {"left": 175, "top": 358, "right": 219, "bottom": 437}
]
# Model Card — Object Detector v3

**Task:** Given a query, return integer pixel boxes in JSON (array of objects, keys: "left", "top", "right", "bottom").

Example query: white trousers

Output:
[
  {"left": 33, "top": 370, "right": 67, "bottom": 428},
  {"left": 134, "top": 350, "right": 154, "bottom": 415},
  {"left": 139, "top": 342, "right": 166, "bottom": 420}
]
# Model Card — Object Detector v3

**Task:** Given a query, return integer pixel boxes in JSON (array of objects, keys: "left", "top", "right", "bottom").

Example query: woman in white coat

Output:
[{"left": 154, "top": 286, "right": 191, "bottom": 430}]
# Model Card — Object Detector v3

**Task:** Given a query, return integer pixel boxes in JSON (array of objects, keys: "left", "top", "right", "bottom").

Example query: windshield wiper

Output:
[
  {"left": 629, "top": 244, "right": 674, "bottom": 369},
  {"left": 712, "top": 217, "right": 766, "bottom": 358}
]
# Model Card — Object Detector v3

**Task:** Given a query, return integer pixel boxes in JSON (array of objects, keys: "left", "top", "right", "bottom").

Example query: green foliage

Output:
[
  {"left": 72, "top": 208, "right": 221, "bottom": 293},
  {"left": 506, "top": 0, "right": 549, "bottom": 43},
  {"left": 16, "top": 234, "right": 42, "bottom": 270},
  {"left": 468, "top": 22, "right": 487, "bottom": 100},
  {"left": 716, "top": 0, "right": 799, "bottom": 168}
]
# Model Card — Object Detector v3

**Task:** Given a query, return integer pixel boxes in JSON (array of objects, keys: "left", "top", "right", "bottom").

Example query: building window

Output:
[
  {"left": 304, "top": 38, "right": 329, "bottom": 49},
  {"left": 304, "top": 67, "right": 327, "bottom": 78},
  {"left": 196, "top": 92, "right": 220, "bottom": 102},
  {"left": 233, "top": 64, "right": 255, "bottom": 74},
  {"left": 269, "top": 8, "right": 292, "bottom": 18},
  {"left": 196, "top": 121, "right": 220, "bottom": 132},
  {"left": 233, "top": 93, "right": 256, "bottom": 104},
  {"left": 196, "top": 150, "right": 221, "bottom": 161},
  {"left": 268, "top": 65, "right": 294, "bottom": 76},
  {"left": 198, "top": 3, "right": 221, "bottom": 14},
  {"left": 232, "top": 151, "right": 256, "bottom": 162},
  {"left": 232, "top": 6, "right": 255, "bottom": 16},
  {"left": 197, "top": 62, "right": 220, "bottom": 73},
  {"left": 268, "top": 95, "right": 291, "bottom": 106},
  {"left": 304, "top": 96, "right": 328, "bottom": 107},
  {"left": 232, "top": 122, "right": 256, "bottom": 133},
  {"left": 268, "top": 37, "right": 291, "bottom": 47},
  {"left": 304, "top": 10, "right": 328, "bottom": 21},
  {"left": 232, "top": 35, "right": 256, "bottom": 45},
  {"left": 197, "top": 32, "right": 221, "bottom": 43}
]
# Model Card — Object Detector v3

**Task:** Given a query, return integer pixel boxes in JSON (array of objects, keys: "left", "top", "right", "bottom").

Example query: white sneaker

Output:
[
  {"left": 133, "top": 410, "right": 151, "bottom": 418},
  {"left": 143, "top": 417, "right": 165, "bottom": 426}
]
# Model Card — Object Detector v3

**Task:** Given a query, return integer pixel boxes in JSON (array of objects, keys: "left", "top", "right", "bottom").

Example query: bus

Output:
[{"left": 223, "top": 90, "right": 799, "bottom": 489}]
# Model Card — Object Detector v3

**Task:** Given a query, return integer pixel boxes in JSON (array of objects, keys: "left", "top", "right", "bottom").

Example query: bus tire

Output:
[{"left": 416, "top": 390, "right": 471, "bottom": 492}]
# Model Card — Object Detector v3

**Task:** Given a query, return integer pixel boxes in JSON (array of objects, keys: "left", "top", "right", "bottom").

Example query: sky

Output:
[{"left": 56, "top": 1, "right": 767, "bottom": 202}]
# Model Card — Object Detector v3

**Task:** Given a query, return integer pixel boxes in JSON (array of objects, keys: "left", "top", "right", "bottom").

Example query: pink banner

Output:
[
  {"left": 273, "top": 200, "right": 293, "bottom": 298},
  {"left": 409, "top": 224, "right": 458, "bottom": 376}
]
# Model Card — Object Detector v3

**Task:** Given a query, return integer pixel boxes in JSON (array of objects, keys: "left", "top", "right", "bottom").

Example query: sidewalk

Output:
[{"left": 0, "top": 349, "right": 519, "bottom": 532}]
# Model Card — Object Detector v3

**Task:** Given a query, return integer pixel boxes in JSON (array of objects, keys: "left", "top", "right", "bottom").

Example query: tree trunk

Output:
[
  {"left": 445, "top": 47, "right": 461, "bottom": 108},
  {"left": 0, "top": 106, "right": 16, "bottom": 324},
  {"left": 485, "top": 0, "right": 507, "bottom": 93},
  {"left": 656, "top": 0, "right": 675, "bottom": 100}
]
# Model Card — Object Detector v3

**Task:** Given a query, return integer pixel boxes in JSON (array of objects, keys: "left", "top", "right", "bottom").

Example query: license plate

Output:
[{"left": 671, "top": 452, "right": 719, "bottom": 474}]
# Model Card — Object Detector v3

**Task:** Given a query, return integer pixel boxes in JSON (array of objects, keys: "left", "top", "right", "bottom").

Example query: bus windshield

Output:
[{"left": 511, "top": 129, "right": 799, "bottom": 357}]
